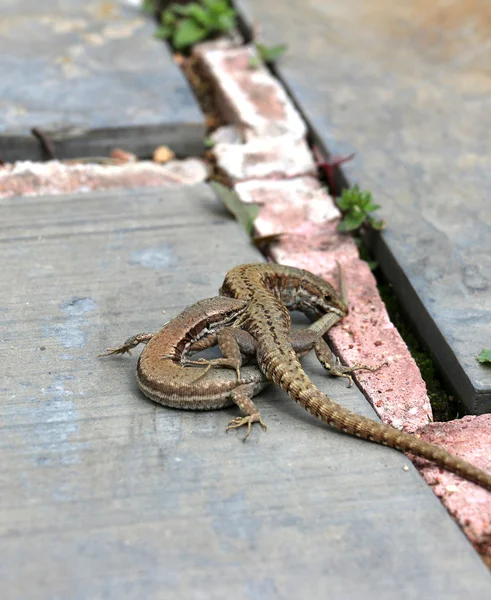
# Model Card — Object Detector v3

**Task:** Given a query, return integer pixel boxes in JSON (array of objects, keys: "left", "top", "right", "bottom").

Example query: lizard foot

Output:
[
  {"left": 226, "top": 414, "right": 267, "bottom": 442},
  {"left": 330, "top": 357, "right": 388, "bottom": 388}
]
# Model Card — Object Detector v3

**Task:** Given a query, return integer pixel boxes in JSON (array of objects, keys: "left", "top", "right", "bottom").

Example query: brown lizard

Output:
[
  {"left": 99, "top": 296, "right": 343, "bottom": 425},
  {"left": 200, "top": 263, "right": 491, "bottom": 491}
]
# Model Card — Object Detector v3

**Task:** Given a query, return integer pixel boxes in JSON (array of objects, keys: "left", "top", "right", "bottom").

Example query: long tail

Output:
[{"left": 265, "top": 348, "right": 491, "bottom": 491}]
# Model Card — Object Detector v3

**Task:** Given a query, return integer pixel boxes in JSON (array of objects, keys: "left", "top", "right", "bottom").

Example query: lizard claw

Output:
[{"left": 226, "top": 414, "right": 268, "bottom": 441}]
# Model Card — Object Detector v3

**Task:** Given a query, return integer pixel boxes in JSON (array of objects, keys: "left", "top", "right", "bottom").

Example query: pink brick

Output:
[
  {"left": 194, "top": 42, "right": 306, "bottom": 140},
  {"left": 0, "top": 159, "right": 209, "bottom": 198},
  {"left": 413, "top": 415, "right": 491, "bottom": 558},
  {"left": 236, "top": 177, "right": 340, "bottom": 233},
  {"left": 214, "top": 136, "right": 316, "bottom": 182},
  {"left": 327, "top": 258, "right": 432, "bottom": 432}
]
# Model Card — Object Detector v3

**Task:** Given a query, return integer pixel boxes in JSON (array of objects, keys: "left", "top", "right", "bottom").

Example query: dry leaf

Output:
[
  {"left": 153, "top": 146, "right": 175, "bottom": 164},
  {"left": 252, "top": 233, "right": 284, "bottom": 248},
  {"left": 111, "top": 148, "right": 137, "bottom": 163}
]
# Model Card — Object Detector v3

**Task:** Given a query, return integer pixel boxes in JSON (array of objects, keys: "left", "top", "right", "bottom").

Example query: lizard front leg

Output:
[
  {"left": 226, "top": 382, "right": 268, "bottom": 441},
  {"left": 183, "top": 328, "right": 256, "bottom": 382},
  {"left": 297, "top": 310, "right": 387, "bottom": 386},
  {"left": 183, "top": 328, "right": 323, "bottom": 439},
  {"left": 312, "top": 338, "right": 387, "bottom": 387}
]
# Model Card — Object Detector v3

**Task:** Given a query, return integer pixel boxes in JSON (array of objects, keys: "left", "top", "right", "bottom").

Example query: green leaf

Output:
[
  {"left": 141, "top": 0, "right": 154, "bottom": 15},
  {"left": 336, "top": 185, "right": 383, "bottom": 232},
  {"left": 337, "top": 211, "right": 366, "bottom": 232},
  {"left": 476, "top": 348, "right": 491, "bottom": 364},
  {"left": 210, "top": 181, "right": 259, "bottom": 236},
  {"left": 335, "top": 195, "right": 353, "bottom": 211},
  {"left": 204, "top": 0, "right": 228, "bottom": 12},
  {"left": 186, "top": 4, "right": 214, "bottom": 29},
  {"left": 256, "top": 43, "right": 288, "bottom": 63},
  {"left": 172, "top": 18, "right": 207, "bottom": 49},
  {"left": 172, "top": 3, "right": 211, "bottom": 29},
  {"left": 154, "top": 25, "right": 173, "bottom": 40},
  {"left": 161, "top": 9, "right": 177, "bottom": 26},
  {"left": 363, "top": 201, "right": 380, "bottom": 212},
  {"left": 367, "top": 216, "right": 385, "bottom": 231},
  {"left": 215, "top": 10, "right": 236, "bottom": 32},
  {"left": 204, "top": 136, "right": 215, "bottom": 148},
  {"left": 356, "top": 191, "right": 373, "bottom": 209},
  {"left": 171, "top": 4, "right": 195, "bottom": 16}
]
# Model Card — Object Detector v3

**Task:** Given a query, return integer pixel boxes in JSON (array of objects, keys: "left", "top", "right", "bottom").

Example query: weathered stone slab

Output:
[
  {"left": 1, "top": 184, "right": 490, "bottom": 597},
  {"left": 0, "top": 0, "right": 205, "bottom": 161},
  {"left": 237, "top": 0, "right": 491, "bottom": 414}
]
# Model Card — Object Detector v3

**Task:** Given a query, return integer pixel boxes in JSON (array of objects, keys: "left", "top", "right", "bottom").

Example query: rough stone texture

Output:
[
  {"left": 214, "top": 136, "right": 316, "bottom": 182},
  {"left": 0, "top": 159, "right": 209, "bottom": 198},
  {"left": 2, "top": 184, "right": 491, "bottom": 597},
  {"left": 210, "top": 124, "right": 244, "bottom": 145},
  {"left": 194, "top": 42, "right": 306, "bottom": 140},
  {"left": 237, "top": 0, "right": 491, "bottom": 415},
  {"left": 0, "top": 0, "right": 205, "bottom": 161},
  {"left": 415, "top": 415, "right": 491, "bottom": 560},
  {"left": 236, "top": 178, "right": 433, "bottom": 432}
]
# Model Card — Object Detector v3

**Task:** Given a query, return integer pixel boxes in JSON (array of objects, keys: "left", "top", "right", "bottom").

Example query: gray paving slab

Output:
[
  {"left": 0, "top": 0, "right": 205, "bottom": 161},
  {"left": 1, "top": 184, "right": 490, "bottom": 598},
  {"left": 237, "top": 0, "right": 491, "bottom": 415}
]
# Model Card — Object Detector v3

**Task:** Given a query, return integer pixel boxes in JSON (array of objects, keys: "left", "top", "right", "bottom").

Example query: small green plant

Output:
[
  {"left": 336, "top": 185, "right": 385, "bottom": 233},
  {"left": 476, "top": 348, "right": 491, "bottom": 364},
  {"left": 156, "top": 1, "right": 237, "bottom": 50},
  {"left": 141, "top": 0, "right": 155, "bottom": 15},
  {"left": 249, "top": 43, "right": 288, "bottom": 68}
]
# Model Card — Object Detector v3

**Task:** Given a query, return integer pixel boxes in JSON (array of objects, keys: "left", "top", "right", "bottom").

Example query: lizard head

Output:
[{"left": 195, "top": 297, "right": 249, "bottom": 332}]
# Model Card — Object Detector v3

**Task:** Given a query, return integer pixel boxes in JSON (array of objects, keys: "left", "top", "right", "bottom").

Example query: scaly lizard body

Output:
[
  {"left": 100, "top": 297, "right": 267, "bottom": 412},
  {"left": 215, "top": 263, "right": 491, "bottom": 491},
  {"left": 100, "top": 296, "right": 343, "bottom": 421}
]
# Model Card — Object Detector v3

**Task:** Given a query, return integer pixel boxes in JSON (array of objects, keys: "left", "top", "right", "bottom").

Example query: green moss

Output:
[{"left": 377, "top": 281, "right": 458, "bottom": 422}]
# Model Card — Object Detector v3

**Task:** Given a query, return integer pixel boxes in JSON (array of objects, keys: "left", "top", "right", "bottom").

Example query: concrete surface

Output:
[
  {"left": 0, "top": 0, "right": 205, "bottom": 161},
  {"left": 237, "top": 0, "right": 491, "bottom": 414},
  {"left": 1, "top": 184, "right": 490, "bottom": 598}
]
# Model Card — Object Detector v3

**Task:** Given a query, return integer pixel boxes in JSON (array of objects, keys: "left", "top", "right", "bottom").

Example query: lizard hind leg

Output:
[
  {"left": 183, "top": 328, "right": 256, "bottom": 383},
  {"left": 183, "top": 356, "right": 241, "bottom": 383}
]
